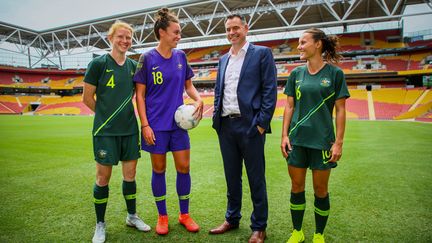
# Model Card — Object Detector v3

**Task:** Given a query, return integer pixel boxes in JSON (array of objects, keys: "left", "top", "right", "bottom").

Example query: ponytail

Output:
[{"left": 304, "top": 28, "right": 342, "bottom": 64}]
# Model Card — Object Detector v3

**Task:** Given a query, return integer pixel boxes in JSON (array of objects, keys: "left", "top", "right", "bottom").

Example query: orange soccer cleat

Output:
[
  {"left": 178, "top": 213, "right": 200, "bottom": 232},
  {"left": 156, "top": 215, "right": 169, "bottom": 235}
]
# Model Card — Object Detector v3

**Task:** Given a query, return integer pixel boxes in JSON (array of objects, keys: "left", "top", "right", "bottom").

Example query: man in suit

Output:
[{"left": 209, "top": 14, "right": 277, "bottom": 243}]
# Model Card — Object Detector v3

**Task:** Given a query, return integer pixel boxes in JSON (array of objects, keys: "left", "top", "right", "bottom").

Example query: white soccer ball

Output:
[{"left": 174, "top": 104, "right": 200, "bottom": 130}]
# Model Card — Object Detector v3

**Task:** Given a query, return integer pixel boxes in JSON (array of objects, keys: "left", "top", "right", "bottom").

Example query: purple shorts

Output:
[{"left": 141, "top": 129, "right": 190, "bottom": 154}]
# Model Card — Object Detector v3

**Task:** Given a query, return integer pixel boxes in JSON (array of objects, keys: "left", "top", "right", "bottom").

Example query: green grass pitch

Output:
[{"left": 0, "top": 116, "right": 431, "bottom": 242}]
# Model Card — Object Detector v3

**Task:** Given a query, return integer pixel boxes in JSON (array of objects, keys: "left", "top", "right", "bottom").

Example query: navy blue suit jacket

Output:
[{"left": 212, "top": 43, "right": 277, "bottom": 136}]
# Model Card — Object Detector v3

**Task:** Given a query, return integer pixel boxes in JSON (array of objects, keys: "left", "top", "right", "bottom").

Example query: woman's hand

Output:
[
  {"left": 192, "top": 99, "right": 204, "bottom": 121},
  {"left": 281, "top": 136, "right": 292, "bottom": 158},
  {"left": 142, "top": 126, "right": 156, "bottom": 146},
  {"left": 329, "top": 142, "right": 343, "bottom": 162}
]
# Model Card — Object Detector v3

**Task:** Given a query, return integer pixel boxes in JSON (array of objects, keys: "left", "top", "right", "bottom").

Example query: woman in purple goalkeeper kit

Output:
[{"left": 133, "top": 8, "right": 203, "bottom": 235}]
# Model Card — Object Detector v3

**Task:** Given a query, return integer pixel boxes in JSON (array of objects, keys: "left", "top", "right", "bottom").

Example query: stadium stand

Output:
[
  {"left": 338, "top": 59, "right": 358, "bottom": 72},
  {"left": 339, "top": 35, "right": 366, "bottom": 52},
  {"left": 183, "top": 95, "right": 215, "bottom": 118},
  {"left": 346, "top": 89, "right": 369, "bottom": 119},
  {"left": 0, "top": 95, "right": 37, "bottom": 114},
  {"left": 0, "top": 66, "right": 84, "bottom": 89},
  {"left": 379, "top": 56, "right": 409, "bottom": 72},
  {"left": 415, "top": 110, "right": 432, "bottom": 122},
  {"left": 418, "top": 89, "right": 432, "bottom": 104},
  {"left": 187, "top": 46, "right": 229, "bottom": 62},
  {"left": 1, "top": 29, "right": 431, "bottom": 121},
  {"left": 193, "top": 68, "right": 217, "bottom": 81},
  {"left": 34, "top": 95, "right": 93, "bottom": 115},
  {"left": 373, "top": 88, "right": 409, "bottom": 119},
  {"left": 371, "top": 87, "right": 426, "bottom": 119}
]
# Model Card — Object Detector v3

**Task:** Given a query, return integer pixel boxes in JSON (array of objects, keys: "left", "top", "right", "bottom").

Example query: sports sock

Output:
[
  {"left": 152, "top": 171, "right": 167, "bottom": 215},
  {"left": 290, "top": 191, "right": 306, "bottom": 231},
  {"left": 122, "top": 180, "right": 136, "bottom": 214},
  {"left": 93, "top": 184, "right": 109, "bottom": 223},
  {"left": 314, "top": 193, "right": 330, "bottom": 234},
  {"left": 176, "top": 171, "right": 191, "bottom": 214}
]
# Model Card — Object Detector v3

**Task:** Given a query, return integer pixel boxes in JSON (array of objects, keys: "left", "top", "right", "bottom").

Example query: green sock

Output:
[
  {"left": 314, "top": 194, "right": 330, "bottom": 234},
  {"left": 290, "top": 191, "right": 306, "bottom": 231},
  {"left": 93, "top": 184, "right": 109, "bottom": 223},
  {"left": 122, "top": 180, "right": 136, "bottom": 214}
]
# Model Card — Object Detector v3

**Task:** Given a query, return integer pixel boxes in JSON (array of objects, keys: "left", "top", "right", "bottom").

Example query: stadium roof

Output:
[{"left": 0, "top": 0, "right": 430, "bottom": 68}]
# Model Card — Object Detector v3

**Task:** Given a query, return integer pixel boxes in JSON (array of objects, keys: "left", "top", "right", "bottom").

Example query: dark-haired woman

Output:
[
  {"left": 281, "top": 28, "right": 350, "bottom": 243},
  {"left": 133, "top": 8, "right": 203, "bottom": 235}
]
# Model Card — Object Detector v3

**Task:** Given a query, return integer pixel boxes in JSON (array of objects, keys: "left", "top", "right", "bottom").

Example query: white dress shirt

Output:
[{"left": 222, "top": 41, "right": 249, "bottom": 117}]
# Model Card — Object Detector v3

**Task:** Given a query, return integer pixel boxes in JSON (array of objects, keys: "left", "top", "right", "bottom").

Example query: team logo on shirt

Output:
[
  {"left": 177, "top": 63, "right": 183, "bottom": 70},
  {"left": 97, "top": 150, "right": 107, "bottom": 159},
  {"left": 320, "top": 78, "right": 331, "bottom": 87}
]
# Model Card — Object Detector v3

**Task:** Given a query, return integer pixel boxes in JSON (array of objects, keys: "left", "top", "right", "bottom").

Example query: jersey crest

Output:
[
  {"left": 320, "top": 78, "right": 331, "bottom": 87},
  {"left": 97, "top": 149, "right": 107, "bottom": 159}
]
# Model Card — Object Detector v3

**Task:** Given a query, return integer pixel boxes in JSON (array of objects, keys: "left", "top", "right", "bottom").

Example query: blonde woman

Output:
[{"left": 83, "top": 21, "right": 150, "bottom": 243}]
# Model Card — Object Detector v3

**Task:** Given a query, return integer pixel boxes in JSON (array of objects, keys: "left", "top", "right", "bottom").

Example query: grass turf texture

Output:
[{"left": 0, "top": 116, "right": 431, "bottom": 242}]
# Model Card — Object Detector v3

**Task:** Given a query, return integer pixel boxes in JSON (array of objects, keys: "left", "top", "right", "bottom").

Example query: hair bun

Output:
[
  {"left": 157, "top": 8, "right": 169, "bottom": 18},
  {"left": 153, "top": 7, "right": 179, "bottom": 40}
]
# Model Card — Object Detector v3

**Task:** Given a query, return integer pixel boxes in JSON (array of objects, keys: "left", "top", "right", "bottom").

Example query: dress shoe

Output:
[
  {"left": 209, "top": 221, "right": 239, "bottom": 234},
  {"left": 248, "top": 230, "right": 266, "bottom": 243}
]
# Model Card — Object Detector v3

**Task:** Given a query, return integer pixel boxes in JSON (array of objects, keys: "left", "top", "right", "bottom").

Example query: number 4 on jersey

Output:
[{"left": 106, "top": 75, "right": 115, "bottom": 88}]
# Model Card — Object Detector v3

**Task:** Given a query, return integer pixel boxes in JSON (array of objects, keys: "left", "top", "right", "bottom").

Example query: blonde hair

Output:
[{"left": 107, "top": 20, "right": 134, "bottom": 37}]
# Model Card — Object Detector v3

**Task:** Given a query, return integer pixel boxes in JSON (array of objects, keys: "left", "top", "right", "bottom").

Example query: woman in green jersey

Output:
[
  {"left": 281, "top": 28, "right": 350, "bottom": 243},
  {"left": 83, "top": 21, "right": 151, "bottom": 243}
]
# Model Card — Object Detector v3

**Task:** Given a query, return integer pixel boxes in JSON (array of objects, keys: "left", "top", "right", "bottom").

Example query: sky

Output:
[{"left": 0, "top": 0, "right": 431, "bottom": 32}]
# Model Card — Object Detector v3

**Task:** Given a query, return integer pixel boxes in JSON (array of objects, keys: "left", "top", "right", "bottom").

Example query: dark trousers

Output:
[{"left": 217, "top": 116, "right": 268, "bottom": 231}]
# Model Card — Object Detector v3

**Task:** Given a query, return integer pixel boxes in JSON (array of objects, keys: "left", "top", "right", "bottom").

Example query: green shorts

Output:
[
  {"left": 93, "top": 134, "right": 141, "bottom": 165},
  {"left": 287, "top": 145, "right": 337, "bottom": 170}
]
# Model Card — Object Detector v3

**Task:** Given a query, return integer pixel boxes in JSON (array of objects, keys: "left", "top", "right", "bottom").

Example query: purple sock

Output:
[
  {"left": 152, "top": 171, "right": 167, "bottom": 215},
  {"left": 176, "top": 171, "right": 191, "bottom": 214}
]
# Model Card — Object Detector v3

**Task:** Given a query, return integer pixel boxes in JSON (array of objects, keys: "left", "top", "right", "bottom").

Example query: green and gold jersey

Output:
[
  {"left": 84, "top": 54, "right": 138, "bottom": 136},
  {"left": 284, "top": 64, "right": 350, "bottom": 150}
]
